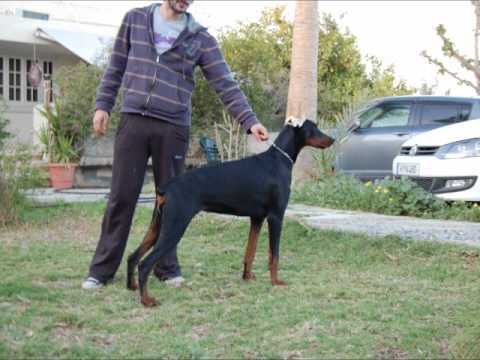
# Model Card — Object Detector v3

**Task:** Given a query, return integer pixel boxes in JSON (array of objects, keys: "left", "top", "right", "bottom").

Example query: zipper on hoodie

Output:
[{"left": 142, "top": 54, "right": 160, "bottom": 116}]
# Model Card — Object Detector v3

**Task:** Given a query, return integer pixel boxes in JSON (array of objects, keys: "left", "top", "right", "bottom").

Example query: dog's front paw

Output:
[
  {"left": 127, "top": 279, "right": 138, "bottom": 291},
  {"left": 272, "top": 279, "right": 288, "bottom": 286},
  {"left": 242, "top": 271, "right": 256, "bottom": 281},
  {"left": 141, "top": 295, "right": 159, "bottom": 307}
]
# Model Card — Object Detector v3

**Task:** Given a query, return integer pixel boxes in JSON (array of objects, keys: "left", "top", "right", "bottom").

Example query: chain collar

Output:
[{"left": 268, "top": 141, "right": 294, "bottom": 165}]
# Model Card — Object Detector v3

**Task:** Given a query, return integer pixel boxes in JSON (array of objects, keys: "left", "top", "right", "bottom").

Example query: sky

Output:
[{"left": 0, "top": 1, "right": 476, "bottom": 96}]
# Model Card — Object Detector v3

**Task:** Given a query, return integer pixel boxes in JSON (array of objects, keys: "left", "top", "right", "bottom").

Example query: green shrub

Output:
[
  {"left": 0, "top": 101, "right": 47, "bottom": 226},
  {"left": 0, "top": 145, "right": 48, "bottom": 227},
  {"left": 53, "top": 60, "right": 123, "bottom": 158},
  {"left": 365, "top": 176, "right": 445, "bottom": 217},
  {"left": 38, "top": 98, "right": 79, "bottom": 163},
  {"left": 292, "top": 173, "right": 480, "bottom": 222},
  {"left": 0, "top": 97, "right": 11, "bottom": 150}
]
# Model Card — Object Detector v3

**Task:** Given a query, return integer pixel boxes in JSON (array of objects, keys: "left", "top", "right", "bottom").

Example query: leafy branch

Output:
[{"left": 421, "top": 49, "right": 477, "bottom": 91}]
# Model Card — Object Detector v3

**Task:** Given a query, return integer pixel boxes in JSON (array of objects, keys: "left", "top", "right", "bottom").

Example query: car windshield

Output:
[{"left": 359, "top": 103, "right": 410, "bottom": 128}]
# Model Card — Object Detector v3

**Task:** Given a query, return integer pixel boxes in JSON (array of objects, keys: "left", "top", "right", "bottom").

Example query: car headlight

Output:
[{"left": 435, "top": 138, "right": 480, "bottom": 159}]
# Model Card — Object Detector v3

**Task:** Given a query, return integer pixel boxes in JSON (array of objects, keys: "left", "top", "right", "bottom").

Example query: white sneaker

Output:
[
  {"left": 81, "top": 277, "right": 104, "bottom": 290},
  {"left": 164, "top": 276, "right": 185, "bottom": 288}
]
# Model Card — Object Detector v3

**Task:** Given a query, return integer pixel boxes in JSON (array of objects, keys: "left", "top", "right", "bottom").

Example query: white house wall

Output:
[{"left": 0, "top": 40, "right": 80, "bottom": 146}]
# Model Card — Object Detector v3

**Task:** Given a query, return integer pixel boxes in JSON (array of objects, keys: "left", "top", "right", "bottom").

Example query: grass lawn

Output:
[{"left": 1, "top": 201, "right": 479, "bottom": 359}]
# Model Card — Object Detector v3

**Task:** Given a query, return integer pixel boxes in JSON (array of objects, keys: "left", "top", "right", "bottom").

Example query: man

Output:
[{"left": 82, "top": 0, "right": 269, "bottom": 289}]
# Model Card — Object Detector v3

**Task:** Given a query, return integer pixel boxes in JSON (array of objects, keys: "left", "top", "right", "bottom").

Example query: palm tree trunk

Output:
[{"left": 286, "top": 0, "right": 320, "bottom": 183}]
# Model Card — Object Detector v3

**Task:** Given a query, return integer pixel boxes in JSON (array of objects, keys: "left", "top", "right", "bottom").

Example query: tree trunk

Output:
[{"left": 286, "top": 0, "right": 320, "bottom": 183}]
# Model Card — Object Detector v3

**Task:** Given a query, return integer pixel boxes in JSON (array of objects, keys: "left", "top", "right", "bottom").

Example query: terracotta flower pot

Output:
[{"left": 48, "top": 163, "right": 77, "bottom": 189}]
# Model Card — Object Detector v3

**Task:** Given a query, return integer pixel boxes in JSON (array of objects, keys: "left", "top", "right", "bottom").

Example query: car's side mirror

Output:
[{"left": 348, "top": 119, "right": 361, "bottom": 132}]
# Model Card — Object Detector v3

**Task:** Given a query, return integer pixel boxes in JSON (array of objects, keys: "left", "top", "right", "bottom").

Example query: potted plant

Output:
[{"left": 38, "top": 99, "right": 79, "bottom": 189}]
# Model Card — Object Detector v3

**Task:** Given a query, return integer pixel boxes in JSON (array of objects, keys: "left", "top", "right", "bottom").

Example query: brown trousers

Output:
[{"left": 88, "top": 113, "right": 189, "bottom": 283}]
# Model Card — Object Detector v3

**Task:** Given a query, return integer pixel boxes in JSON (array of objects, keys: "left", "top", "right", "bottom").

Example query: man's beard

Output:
[{"left": 167, "top": 0, "right": 190, "bottom": 14}]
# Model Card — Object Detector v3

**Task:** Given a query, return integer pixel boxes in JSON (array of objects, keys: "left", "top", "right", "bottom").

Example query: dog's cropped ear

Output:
[{"left": 285, "top": 116, "right": 305, "bottom": 128}]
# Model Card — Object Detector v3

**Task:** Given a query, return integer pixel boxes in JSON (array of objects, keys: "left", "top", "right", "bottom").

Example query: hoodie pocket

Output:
[
  {"left": 115, "top": 113, "right": 130, "bottom": 137},
  {"left": 171, "top": 126, "right": 190, "bottom": 176},
  {"left": 177, "top": 76, "right": 194, "bottom": 106},
  {"left": 150, "top": 69, "right": 193, "bottom": 116}
]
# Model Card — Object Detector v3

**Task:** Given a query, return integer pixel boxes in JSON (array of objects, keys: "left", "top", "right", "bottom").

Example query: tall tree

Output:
[
  {"left": 421, "top": 1, "right": 480, "bottom": 94},
  {"left": 286, "top": 0, "right": 320, "bottom": 183}
]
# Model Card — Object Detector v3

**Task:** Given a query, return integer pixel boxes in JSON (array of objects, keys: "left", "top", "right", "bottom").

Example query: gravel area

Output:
[{"left": 287, "top": 204, "right": 480, "bottom": 248}]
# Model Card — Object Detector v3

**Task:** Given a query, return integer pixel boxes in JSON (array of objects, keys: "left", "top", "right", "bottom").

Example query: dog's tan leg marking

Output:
[
  {"left": 242, "top": 219, "right": 262, "bottom": 281},
  {"left": 270, "top": 257, "right": 287, "bottom": 286},
  {"left": 141, "top": 286, "right": 158, "bottom": 307}
]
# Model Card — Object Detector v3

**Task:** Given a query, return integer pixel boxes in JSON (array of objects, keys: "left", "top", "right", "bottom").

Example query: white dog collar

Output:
[{"left": 285, "top": 116, "right": 305, "bottom": 127}]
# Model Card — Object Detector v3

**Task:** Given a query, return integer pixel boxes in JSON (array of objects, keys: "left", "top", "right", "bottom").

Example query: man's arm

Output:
[
  {"left": 95, "top": 11, "right": 132, "bottom": 113},
  {"left": 198, "top": 32, "right": 266, "bottom": 138}
]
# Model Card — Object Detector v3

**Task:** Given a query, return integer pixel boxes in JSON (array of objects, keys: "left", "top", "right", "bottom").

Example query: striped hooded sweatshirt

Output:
[{"left": 96, "top": 4, "right": 259, "bottom": 132}]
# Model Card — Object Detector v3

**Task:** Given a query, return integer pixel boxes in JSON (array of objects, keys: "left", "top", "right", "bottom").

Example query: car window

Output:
[
  {"left": 420, "top": 103, "right": 459, "bottom": 125},
  {"left": 359, "top": 103, "right": 411, "bottom": 128}
]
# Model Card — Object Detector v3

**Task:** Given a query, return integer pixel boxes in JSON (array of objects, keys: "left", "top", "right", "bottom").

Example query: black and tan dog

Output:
[{"left": 127, "top": 119, "right": 334, "bottom": 307}]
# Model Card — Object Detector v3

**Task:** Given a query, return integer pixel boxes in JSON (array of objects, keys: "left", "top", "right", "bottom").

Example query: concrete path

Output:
[
  {"left": 24, "top": 189, "right": 480, "bottom": 248},
  {"left": 286, "top": 204, "right": 480, "bottom": 248},
  {"left": 23, "top": 188, "right": 155, "bottom": 204}
]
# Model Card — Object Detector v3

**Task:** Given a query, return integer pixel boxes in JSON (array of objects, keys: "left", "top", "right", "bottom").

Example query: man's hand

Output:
[
  {"left": 250, "top": 123, "right": 269, "bottom": 141},
  {"left": 93, "top": 110, "right": 109, "bottom": 137}
]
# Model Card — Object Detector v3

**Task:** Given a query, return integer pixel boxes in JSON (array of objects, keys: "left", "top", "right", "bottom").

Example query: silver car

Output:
[{"left": 335, "top": 95, "right": 480, "bottom": 180}]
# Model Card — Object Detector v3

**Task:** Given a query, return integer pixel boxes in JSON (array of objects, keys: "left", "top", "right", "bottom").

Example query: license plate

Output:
[{"left": 397, "top": 163, "right": 419, "bottom": 176}]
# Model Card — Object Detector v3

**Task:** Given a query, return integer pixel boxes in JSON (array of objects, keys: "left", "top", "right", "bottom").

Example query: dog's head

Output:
[{"left": 287, "top": 118, "right": 335, "bottom": 149}]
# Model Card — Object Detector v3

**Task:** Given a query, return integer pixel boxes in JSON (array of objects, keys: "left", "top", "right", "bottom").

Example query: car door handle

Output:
[{"left": 393, "top": 132, "right": 410, "bottom": 137}]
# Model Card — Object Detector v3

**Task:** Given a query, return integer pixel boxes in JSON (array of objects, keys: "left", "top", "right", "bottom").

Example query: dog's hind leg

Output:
[
  {"left": 267, "top": 214, "right": 287, "bottom": 286},
  {"left": 126, "top": 194, "right": 166, "bottom": 290},
  {"left": 137, "top": 207, "right": 194, "bottom": 307},
  {"left": 242, "top": 217, "right": 264, "bottom": 281}
]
